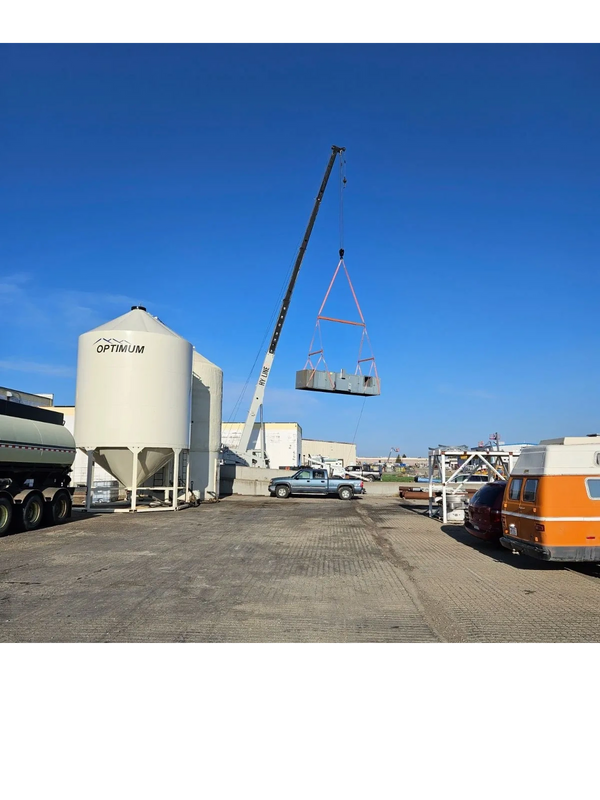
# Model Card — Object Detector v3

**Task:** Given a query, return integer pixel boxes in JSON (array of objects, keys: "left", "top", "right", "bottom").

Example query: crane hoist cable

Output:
[
  {"left": 339, "top": 150, "right": 347, "bottom": 252},
  {"left": 352, "top": 396, "right": 367, "bottom": 443}
]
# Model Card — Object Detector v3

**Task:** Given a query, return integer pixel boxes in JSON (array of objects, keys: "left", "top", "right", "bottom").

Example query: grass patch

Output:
[{"left": 381, "top": 474, "right": 416, "bottom": 482}]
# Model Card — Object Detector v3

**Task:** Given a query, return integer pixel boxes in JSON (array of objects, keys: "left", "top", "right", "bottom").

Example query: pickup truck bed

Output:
[{"left": 268, "top": 468, "right": 365, "bottom": 500}]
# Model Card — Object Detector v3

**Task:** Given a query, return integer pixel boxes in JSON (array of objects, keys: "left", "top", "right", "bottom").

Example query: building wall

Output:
[
  {"left": 301, "top": 439, "right": 357, "bottom": 466},
  {"left": 222, "top": 422, "right": 302, "bottom": 469}
]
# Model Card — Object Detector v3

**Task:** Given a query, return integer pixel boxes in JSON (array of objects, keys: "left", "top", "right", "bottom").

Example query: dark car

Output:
[{"left": 464, "top": 481, "right": 507, "bottom": 542}]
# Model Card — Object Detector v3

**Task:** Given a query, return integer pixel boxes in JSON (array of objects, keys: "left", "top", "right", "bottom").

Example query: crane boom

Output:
[{"left": 236, "top": 145, "right": 345, "bottom": 464}]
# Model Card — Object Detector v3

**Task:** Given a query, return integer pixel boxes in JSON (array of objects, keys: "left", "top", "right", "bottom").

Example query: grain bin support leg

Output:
[
  {"left": 172, "top": 448, "right": 181, "bottom": 510},
  {"left": 130, "top": 447, "right": 140, "bottom": 512},
  {"left": 85, "top": 450, "right": 94, "bottom": 512},
  {"left": 185, "top": 452, "right": 191, "bottom": 504}
]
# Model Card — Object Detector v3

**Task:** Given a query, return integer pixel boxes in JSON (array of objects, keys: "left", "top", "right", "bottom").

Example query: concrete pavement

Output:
[{"left": 1, "top": 496, "right": 599, "bottom": 642}]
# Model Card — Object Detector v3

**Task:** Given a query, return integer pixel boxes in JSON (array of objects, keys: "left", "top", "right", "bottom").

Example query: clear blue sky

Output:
[{"left": 2, "top": 44, "right": 600, "bottom": 456}]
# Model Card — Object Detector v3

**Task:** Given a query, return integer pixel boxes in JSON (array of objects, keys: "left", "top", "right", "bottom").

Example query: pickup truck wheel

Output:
[
  {"left": 275, "top": 485, "right": 291, "bottom": 499},
  {"left": 364, "top": 475, "right": 375, "bottom": 481},
  {"left": 0, "top": 497, "right": 13, "bottom": 536},
  {"left": 338, "top": 486, "right": 353, "bottom": 500}
]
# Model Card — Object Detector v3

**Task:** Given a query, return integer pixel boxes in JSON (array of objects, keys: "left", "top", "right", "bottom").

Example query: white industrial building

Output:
[
  {"left": 301, "top": 439, "right": 357, "bottom": 466},
  {"left": 222, "top": 422, "right": 302, "bottom": 469},
  {"left": 221, "top": 424, "right": 359, "bottom": 470}
]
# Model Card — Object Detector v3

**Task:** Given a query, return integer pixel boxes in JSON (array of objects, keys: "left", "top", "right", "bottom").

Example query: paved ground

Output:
[{"left": 1, "top": 496, "right": 600, "bottom": 642}]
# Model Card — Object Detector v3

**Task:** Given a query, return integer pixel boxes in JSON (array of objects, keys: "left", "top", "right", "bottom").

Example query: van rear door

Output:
[
  {"left": 519, "top": 477, "right": 540, "bottom": 542},
  {"left": 504, "top": 475, "right": 539, "bottom": 541},
  {"left": 503, "top": 476, "right": 524, "bottom": 539}
]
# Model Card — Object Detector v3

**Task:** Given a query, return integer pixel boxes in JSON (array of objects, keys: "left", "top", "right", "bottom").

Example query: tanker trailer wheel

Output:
[
  {"left": 275, "top": 485, "right": 291, "bottom": 499},
  {"left": 0, "top": 497, "right": 13, "bottom": 536},
  {"left": 338, "top": 486, "right": 353, "bottom": 501},
  {"left": 17, "top": 493, "right": 44, "bottom": 532},
  {"left": 44, "top": 489, "right": 72, "bottom": 526}
]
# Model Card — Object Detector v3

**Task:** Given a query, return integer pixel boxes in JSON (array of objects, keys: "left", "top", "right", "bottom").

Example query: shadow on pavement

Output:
[{"left": 440, "top": 524, "right": 565, "bottom": 572}]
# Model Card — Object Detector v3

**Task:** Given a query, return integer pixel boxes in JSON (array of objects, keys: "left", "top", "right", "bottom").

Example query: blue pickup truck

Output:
[{"left": 268, "top": 468, "right": 365, "bottom": 500}]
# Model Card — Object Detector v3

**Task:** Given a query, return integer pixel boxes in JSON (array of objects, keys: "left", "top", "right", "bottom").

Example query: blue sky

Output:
[{"left": 2, "top": 44, "right": 600, "bottom": 456}]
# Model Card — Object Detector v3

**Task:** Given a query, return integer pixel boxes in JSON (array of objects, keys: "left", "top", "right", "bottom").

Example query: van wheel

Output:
[
  {"left": 0, "top": 497, "right": 13, "bottom": 536},
  {"left": 338, "top": 486, "right": 353, "bottom": 500},
  {"left": 275, "top": 485, "right": 290, "bottom": 499},
  {"left": 43, "top": 490, "right": 72, "bottom": 526},
  {"left": 17, "top": 493, "right": 44, "bottom": 532}
]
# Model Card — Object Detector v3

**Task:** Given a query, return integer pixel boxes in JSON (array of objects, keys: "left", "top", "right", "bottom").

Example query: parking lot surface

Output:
[{"left": 2, "top": 496, "right": 600, "bottom": 642}]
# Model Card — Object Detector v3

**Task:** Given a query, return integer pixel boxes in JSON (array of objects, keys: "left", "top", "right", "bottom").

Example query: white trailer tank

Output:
[
  {"left": 74, "top": 306, "right": 193, "bottom": 489},
  {"left": 0, "top": 415, "right": 75, "bottom": 467}
]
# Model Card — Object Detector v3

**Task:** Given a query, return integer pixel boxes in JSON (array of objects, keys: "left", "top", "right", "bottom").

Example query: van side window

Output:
[
  {"left": 522, "top": 479, "right": 539, "bottom": 503},
  {"left": 508, "top": 478, "right": 523, "bottom": 500},
  {"left": 585, "top": 478, "right": 600, "bottom": 499}
]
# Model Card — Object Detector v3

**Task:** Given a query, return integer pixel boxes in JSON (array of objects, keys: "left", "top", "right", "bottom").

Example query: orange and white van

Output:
[{"left": 500, "top": 437, "right": 600, "bottom": 561}]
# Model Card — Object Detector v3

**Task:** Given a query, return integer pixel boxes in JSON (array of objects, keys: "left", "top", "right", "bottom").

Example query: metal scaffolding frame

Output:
[{"left": 428, "top": 448, "right": 519, "bottom": 523}]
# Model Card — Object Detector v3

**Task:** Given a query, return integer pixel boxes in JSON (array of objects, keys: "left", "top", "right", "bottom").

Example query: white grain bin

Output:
[
  {"left": 189, "top": 350, "right": 223, "bottom": 501},
  {"left": 74, "top": 307, "right": 193, "bottom": 499}
]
